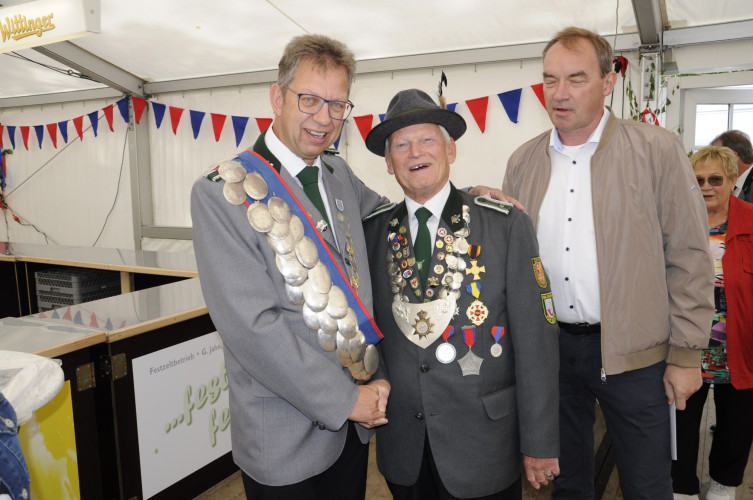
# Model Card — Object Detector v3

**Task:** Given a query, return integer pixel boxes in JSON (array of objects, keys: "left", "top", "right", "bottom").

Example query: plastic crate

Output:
[{"left": 35, "top": 267, "right": 121, "bottom": 312}]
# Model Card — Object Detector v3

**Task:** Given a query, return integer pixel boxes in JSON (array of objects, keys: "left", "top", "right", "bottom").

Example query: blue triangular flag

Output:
[
  {"left": 34, "top": 125, "right": 44, "bottom": 148},
  {"left": 87, "top": 110, "right": 99, "bottom": 137},
  {"left": 7, "top": 126, "right": 16, "bottom": 149},
  {"left": 446, "top": 103, "right": 457, "bottom": 112},
  {"left": 116, "top": 97, "right": 130, "bottom": 123},
  {"left": 333, "top": 130, "right": 342, "bottom": 150},
  {"left": 232, "top": 116, "right": 249, "bottom": 147},
  {"left": 152, "top": 102, "right": 166, "bottom": 129},
  {"left": 497, "top": 88, "right": 522, "bottom": 123},
  {"left": 190, "top": 110, "right": 205, "bottom": 139},
  {"left": 105, "top": 318, "right": 113, "bottom": 330},
  {"left": 73, "top": 311, "right": 83, "bottom": 325},
  {"left": 58, "top": 120, "right": 69, "bottom": 143},
  {"left": 379, "top": 113, "right": 386, "bottom": 122},
  {"left": 51, "top": 310, "right": 60, "bottom": 319}
]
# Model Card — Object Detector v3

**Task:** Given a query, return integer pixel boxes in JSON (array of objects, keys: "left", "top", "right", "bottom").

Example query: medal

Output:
[
  {"left": 466, "top": 282, "right": 488, "bottom": 326},
  {"left": 458, "top": 327, "right": 483, "bottom": 376},
  {"left": 490, "top": 326, "right": 504, "bottom": 357},
  {"left": 435, "top": 325, "right": 456, "bottom": 364}
]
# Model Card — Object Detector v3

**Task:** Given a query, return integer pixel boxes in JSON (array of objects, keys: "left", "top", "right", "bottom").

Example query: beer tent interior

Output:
[{"left": 1, "top": 0, "right": 752, "bottom": 250}]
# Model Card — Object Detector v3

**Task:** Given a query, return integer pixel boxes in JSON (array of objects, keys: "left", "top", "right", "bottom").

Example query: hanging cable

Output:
[
  {"left": 91, "top": 127, "right": 129, "bottom": 246},
  {"left": 5, "top": 51, "right": 96, "bottom": 81}
]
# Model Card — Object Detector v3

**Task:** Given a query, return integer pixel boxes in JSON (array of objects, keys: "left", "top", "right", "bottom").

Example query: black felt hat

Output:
[{"left": 364, "top": 89, "right": 467, "bottom": 157}]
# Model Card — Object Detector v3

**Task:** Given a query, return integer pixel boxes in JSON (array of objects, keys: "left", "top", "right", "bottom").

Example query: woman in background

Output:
[{"left": 672, "top": 146, "right": 753, "bottom": 500}]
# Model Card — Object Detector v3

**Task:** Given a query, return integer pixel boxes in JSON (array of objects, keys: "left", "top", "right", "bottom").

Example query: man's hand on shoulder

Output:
[
  {"left": 469, "top": 186, "right": 525, "bottom": 212},
  {"left": 352, "top": 379, "right": 390, "bottom": 429},
  {"left": 663, "top": 364, "right": 702, "bottom": 410}
]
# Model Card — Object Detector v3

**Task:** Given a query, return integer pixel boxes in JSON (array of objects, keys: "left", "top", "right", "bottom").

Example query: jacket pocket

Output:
[
  {"left": 481, "top": 385, "right": 517, "bottom": 420},
  {"left": 250, "top": 379, "right": 278, "bottom": 398}
]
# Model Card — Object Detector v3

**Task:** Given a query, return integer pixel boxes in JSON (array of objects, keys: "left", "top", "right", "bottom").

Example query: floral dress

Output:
[{"left": 704, "top": 221, "right": 730, "bottom": 384}]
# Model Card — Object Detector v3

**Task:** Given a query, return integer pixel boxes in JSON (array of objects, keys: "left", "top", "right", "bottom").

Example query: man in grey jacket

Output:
[
  {"left": 503, "top": 27, "right": 713, "bottom": 499},
  {"left": 191, "top": 34, "right": 389, "bottom": 499}
]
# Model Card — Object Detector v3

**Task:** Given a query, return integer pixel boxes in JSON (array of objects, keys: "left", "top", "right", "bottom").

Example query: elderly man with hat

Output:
[{"left": 363, "top": 88, "right": 561, "bottom": 499}]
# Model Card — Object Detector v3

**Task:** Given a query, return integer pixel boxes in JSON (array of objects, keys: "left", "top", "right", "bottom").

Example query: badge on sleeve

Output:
[
  {"left": 541, "top": 292, "right": 557, "bottom": 324},
  {"left": 531, "top": 257, "right": 548, "bottom": 288}
]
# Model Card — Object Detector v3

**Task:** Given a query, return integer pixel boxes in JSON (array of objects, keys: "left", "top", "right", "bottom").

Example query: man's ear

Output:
[
  {"left": 271, "top": 84, "right": 284, "bottom": 117},
  {"left": 386, "top": 153, "right": 395, "bottom": 176}
]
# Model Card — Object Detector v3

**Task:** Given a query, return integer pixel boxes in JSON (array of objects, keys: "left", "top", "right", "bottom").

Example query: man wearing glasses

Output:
[{"left": 191, "top": 34, "right": 390, "bottom": 499}]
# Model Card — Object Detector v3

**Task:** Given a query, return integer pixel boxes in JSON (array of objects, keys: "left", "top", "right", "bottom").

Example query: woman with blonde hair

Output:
[{"left": 672, "top": 145, "right": 753, "bottom": 500}]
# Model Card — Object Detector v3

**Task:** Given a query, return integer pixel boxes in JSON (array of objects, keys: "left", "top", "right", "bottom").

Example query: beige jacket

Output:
[{"left": 503, "top": 110, "right": 713, "bottom": 376}]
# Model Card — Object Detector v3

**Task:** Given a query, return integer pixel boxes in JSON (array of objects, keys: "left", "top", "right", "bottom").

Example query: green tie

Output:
[
  {"left": 297, "top": 166, "right": 329, "bottom": 225},
  {"left": 414, "top": 207, "right": 432, "bottom": 289}
]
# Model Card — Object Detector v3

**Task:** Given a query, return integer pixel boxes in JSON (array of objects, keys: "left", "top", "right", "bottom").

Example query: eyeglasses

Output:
[
  {"left": 285, "top": 88, "right": 354, "bottom": 121},
  {"left": 696, "top": 176, "right": 725, "bottom": 187}
]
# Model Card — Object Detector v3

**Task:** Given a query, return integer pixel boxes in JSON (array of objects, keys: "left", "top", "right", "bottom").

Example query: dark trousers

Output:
[
  {"left": 387, "top": 434, "right": 522, "bottom": 500},
  {"left": 241, "top": 422, "right": 368, "bottom": 500},
  {"left": 671, "top": 382, "right": 753, "bottom": 494},
  {"left": 552, "top": 329, "right": 673, "bottom": 500}
]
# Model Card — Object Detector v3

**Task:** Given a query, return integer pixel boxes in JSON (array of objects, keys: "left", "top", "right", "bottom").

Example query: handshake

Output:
[{"left": 349, "top": 379, "right": 391, "bottom": 429}]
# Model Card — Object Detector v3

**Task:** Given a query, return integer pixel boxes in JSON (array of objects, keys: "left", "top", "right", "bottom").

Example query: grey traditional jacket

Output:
[
  {"left": 503, "top": 110, "right": 714, "bottom": 376},
  {"left": 365, "top": 185, "right": 559, "bottom": 497},
  {"left": 191, "top": 131, "right": 387, "bottom": 485}
]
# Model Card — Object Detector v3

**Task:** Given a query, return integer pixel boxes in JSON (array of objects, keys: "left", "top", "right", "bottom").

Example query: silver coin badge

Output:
[
  {"left": 243, "top": 171, "right": 269, "bottom": 200},
  {"left": 490, "top": 343, "right": 503, "bottom": 357},
  {"left": 436, "top": 342, "right": 457, "bottom": 364}
]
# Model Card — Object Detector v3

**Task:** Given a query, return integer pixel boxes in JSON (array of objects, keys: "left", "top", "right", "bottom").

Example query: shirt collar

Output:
[
  {"left": 265, "top": 126, "right": 322, "bottom": 178},
  {"left": 549, "top": 106, "right": 610, "bottom": 153},
  {"left": 405, "top": 182, "right": 451, "bottom": 222}
]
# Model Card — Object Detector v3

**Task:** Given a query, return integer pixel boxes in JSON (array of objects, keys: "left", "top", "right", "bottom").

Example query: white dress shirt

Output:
[{"left": 536, "top": 108, "right": 610, "bottom": 324}]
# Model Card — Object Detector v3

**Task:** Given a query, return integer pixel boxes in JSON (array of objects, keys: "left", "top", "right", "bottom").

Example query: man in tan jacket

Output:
[{"left": 503, "top": 27, "right": 713, "bottom": 499}]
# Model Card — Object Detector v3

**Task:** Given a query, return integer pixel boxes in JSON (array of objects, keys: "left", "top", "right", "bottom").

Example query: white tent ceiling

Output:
[{"left": 2, "top": 0, "right": 753, "bottom": 107}]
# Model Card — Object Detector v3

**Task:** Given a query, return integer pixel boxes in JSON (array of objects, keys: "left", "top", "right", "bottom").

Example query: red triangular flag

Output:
[
  {"left": 211, "top": 113, "right": 227, "bottom": 142},
  {"left": 132, "top": 97, "right": 147, "bottom": 124},
  {"left": 89, "top": 312, "right": 99, "bottom": 328},
  {"left": 103, "top": 104, "right": 115, "bottom": 132},
  {"left": 63, "top": 307, "right": 72, "bottom": 321},
  {"left": 531, "top": 83, "right": 546, "bottom": 109},
  {"left": 353, "top": 114, "right": 374, "bottom": 142},
  {"left": 255, "top": 117, "right": 273, "bottom": 132},
  {"left": 46, "top": 123, "right": 58, "bottom": 148},
  {"left": 169, "top": 106, "right": 184, "bottom": 135},
  {"left": 73, "top": 116, "right": 84, "bottom": 141},
  {"left": 20, "top": 126, "right": 30, "bottom": 150},
  {"left": 0, "top": 124, "right": 4, "bottom": 148},
  {"left": 465, "top": 97, "right": 489, "bottom": 133}
]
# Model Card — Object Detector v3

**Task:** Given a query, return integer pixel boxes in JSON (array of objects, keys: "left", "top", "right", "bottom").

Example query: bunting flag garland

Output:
[
  {"left": 34, "top": 125, "right": 44, "bottom": 149},
  {"left": 232, "top": 115, "right": 249, "bottom": 147},
  {"left": 103, "top": 104, "right": 115, "bottom": 132},
  {"left": 89, "top": 312, "right": 99, "bottom": 328},
  {"left": 255, "top": 117, "right": 273, "bottom": 133},
  {"left": 73, "top": 116, "right": 84, "bottom": 141},
  {"left": 116, "top": 98, "right": 129, "bottom": 124},
  {"left": 466, "top": 96, "right": 489, "bottom": 133},
  {"left": 20, "top": 126, "right": 30, "bottom": 150},
  {"left": 190, "top": 110, "right": 205, "bottom": 139},
  {"left": 210, "top": 113, "right": 226, "bottom": 142},
  {"left": 132, "top": 97, "right": 147, "bottom": 124},
  {"left": 354, "top": 114, "right": 373, "bottom": 142},
  {"left": 58, "top": 120, "right": 69, "bottom": 144},
  {"left": 498, "top": 88, "right": 522, "bottom": 124},
  {"left": 531, "top": 83, "right": 546, "bottom": 109},
  {"left": 0, "top": 81, "right": 550, "bottom": 159},
  {"left": 152, "top": 102, "right": 166, "bottom": 129},
  {"left": 46, "top": 123, "right": 58, "bottom": 148},
  {"left": 169, "top": 106, "right": 184, "bottom": 135},
  {"left": 0, "top": 125, "right": 4, "bottom": 148},
  {"left": 87, "top": 110, "right": 99, "bottom": 137}
]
